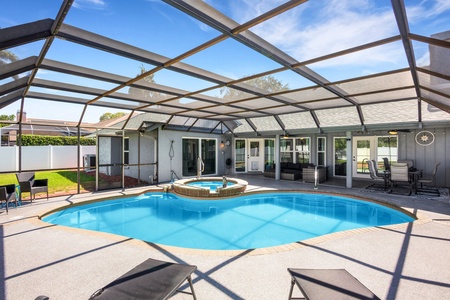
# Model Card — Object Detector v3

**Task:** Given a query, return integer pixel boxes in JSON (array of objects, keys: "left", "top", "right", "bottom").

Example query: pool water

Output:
[
  {"left": 186, "top": 180, "right": 235, "bottom": 192},
  {"left": 43, "top": 192, "right": 414, "bottom": 250}
]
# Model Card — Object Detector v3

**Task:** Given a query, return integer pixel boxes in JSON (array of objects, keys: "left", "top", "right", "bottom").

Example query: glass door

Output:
[
  {"left": 182, "top": 138, "right": 217, "bottom": 177},
  {"left": 182, "top": 139, "right": 199, "bottom": 177},
  {"left": 201, "top": 139, "right": 216, "bottom": 175}
]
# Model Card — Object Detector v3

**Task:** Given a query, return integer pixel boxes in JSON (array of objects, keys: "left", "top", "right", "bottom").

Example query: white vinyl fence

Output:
[{"left": 0, "top": 145, "right": 96, "bottom": 172}]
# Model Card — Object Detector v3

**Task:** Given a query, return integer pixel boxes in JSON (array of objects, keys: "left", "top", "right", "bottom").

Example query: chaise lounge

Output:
[
  {"left": 89, "top": 258, "right": 197, "bottom": 299},
  {"left": 288, "top": 268, "right": 380, "bottom": 300}
]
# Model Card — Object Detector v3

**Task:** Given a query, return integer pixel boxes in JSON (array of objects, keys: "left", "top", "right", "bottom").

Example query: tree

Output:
[
  {"left": 0, "top": 114, "right": 15, "bottom": 128},
  {"left": 128, "top": 64, "right": 156, "bottom": 99},
  {"left": 99, "top": 112, "right": 126, "bottom": 122},
  {"left": 0, "top": 50, "right": 18, "bottom": 64},
  {"left": 128, "top": 64, "right": 170, "bottom": 102},
  {"left": 220, "top": 75, "right": 289, "bottom": 99},
  {"left": 0, "top": 50, "right": 19, "bottom": 80}
]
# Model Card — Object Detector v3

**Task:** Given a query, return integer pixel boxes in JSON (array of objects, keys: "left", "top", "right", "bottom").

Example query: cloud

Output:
[
  {"left": 406, "top": 0, "right": 450, "bottom": 20},
  {"left": 72, "top": 0, "right": 107, "bottom": 10},
  {"left": 251, "top": 0, "right": 400, "bottom": 64}
]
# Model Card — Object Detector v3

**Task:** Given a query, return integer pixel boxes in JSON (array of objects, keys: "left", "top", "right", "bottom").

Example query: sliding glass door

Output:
[{"left": 182, "top": 138, "right": 216, "bottom": 177}]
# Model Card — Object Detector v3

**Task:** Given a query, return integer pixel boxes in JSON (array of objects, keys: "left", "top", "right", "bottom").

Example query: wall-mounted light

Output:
[
  {"left": 220, "top": 141, "right": 225, "bottom": 148},
  {"left": 282, "top": 131, "right": 289, "bottom": 139},
  {"left": 388, "top": 129, "right": 410, "bottom": 135}
]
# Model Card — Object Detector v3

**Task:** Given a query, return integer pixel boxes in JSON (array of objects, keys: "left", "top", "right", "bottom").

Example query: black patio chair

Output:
[
  {"left": 0, "top": 184, "right": 18, "bottom": 213},
  {"left": 382, "top": 157, "right": 390, "bottom": 172},
  {"left": 16, "top": 172, "right": 48, "bottom": 202}
]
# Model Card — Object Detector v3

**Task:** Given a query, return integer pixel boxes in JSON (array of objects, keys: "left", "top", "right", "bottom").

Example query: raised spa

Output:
[
  {"left": 42, "top": 192, "right": 414, "bottom": 251},
  {"left": 172, "top": 177, "right": 248, "bottom": 198}
]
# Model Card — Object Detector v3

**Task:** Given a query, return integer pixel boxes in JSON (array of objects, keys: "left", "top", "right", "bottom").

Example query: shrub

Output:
[{"left": 20, "top": 135, "right": 96, "bottom": 146}]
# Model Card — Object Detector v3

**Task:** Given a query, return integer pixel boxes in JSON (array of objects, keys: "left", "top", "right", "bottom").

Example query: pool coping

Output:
[{"left": 32, "top": 187, "right": 429, "bottom": 257}]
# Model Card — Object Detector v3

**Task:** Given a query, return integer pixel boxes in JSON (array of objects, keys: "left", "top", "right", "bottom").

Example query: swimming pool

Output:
[{"left": 43, "top": 192, "right": 414, "bottom": 250}]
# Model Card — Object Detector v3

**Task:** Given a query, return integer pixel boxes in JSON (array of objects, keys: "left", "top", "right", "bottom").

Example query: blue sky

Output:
[{"left": 1, "top": 0, "right": 450, "bottom": 123}]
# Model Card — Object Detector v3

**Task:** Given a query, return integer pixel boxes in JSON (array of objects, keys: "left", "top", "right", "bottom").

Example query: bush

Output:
[{"left": 20, "top": 135, "right": 96, "bottom": 146}]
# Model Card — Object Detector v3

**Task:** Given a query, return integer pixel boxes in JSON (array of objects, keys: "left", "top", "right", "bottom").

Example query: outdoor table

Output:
[{"left": 288, "top": 268, "right": 380, "bottom": 300}]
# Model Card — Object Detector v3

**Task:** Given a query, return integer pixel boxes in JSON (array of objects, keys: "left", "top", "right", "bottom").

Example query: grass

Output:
[{"left": 0, "top": 170, "right": 96, "bottom": 196}]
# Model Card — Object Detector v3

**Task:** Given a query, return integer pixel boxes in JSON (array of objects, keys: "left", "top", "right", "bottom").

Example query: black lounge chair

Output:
[
  {"left": 0, "top": 184, "right": 18, "bottom": 213},
  {"left": 89, "top": 258, "right": 197, "bottom": 300},
  {"left": 288, "top": 268, "right": 380, "bottom": 300},
  {"left": 16, "top": 172, "right": 48, "bottom": 202}
]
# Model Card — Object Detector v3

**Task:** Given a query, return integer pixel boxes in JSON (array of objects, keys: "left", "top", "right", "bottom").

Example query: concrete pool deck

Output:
[{"left": 1, "top": 175, "right": 450, "bottom": 299}]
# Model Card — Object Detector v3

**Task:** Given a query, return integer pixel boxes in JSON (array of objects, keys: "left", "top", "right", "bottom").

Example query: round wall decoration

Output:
[{"left": 415, "top": 130, "right": 435, "bottom": 146}]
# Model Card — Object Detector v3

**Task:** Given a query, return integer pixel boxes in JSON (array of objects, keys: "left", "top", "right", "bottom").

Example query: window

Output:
[
  {"left": 264, "top": 139, "right": 275, "bottom": 170},
  {"left": 377, "top": 136, "right": 397, "bottom": 170},
  {"left": 235, "top": 139, "right": 246, "bottom": 172},
  {"left": 295, "top": 138, "right": 310, "bottom": 163},
  {"left": 334, "top": 137, "right": 347, "bottom": 176},
  {"left": 317, "top": 137, "right": 326, "bottom": 166},
  {"left": 124, "top": 137, "right": 129, "bottom": 165},
  {"left": 280, "top": 138, "right": 293, "bottom": 162}
]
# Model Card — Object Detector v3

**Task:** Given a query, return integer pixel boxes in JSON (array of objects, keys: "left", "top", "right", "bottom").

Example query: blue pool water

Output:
[
  {"left": 43, "top": 192, "right": 413, "bottom": 250},
  {"left": 186, "top": 180, "right": 235, "bottom": 192}
]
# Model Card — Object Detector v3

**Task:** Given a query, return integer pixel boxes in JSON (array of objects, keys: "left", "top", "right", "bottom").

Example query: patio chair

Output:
[
  {"left": 417, "top": 162, "right": 441, "bottom": 196},
  {"left": 16, "top": 172, "right": 48, "bottom": 202},
  {"left": 366, "top": 160, "right": 387, "bottom": 190},
  {"left": 0, "top": 184, "right": 18, "bottom": 213},
  {"left": 389, "top": 163, "right": 413, "bottom": 195},
  {"left": 371, "top": 160, "right": 385, "bottom": 177},
  {"left": 288, "top": 268, "right": 380, "bottom": 300},
  {"left": 89, "top": 258, "right": 197, "bottom": 299},
  {"left": 397, "top": 159, "right": 414, "bottom": 170}
]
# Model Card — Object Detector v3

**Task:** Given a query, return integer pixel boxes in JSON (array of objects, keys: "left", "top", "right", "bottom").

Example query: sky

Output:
[{"left": 1, "top": 0, "right": 450, "bottom": 123}]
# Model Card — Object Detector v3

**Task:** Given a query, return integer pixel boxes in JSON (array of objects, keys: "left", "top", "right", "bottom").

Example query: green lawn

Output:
[{"left": 0, "top": 170, "right": 96, "bottom": 195}]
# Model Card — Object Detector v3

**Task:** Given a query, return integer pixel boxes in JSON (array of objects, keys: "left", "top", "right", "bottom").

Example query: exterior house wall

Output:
[
  {"left": 398, "top": 128, "right": 449, "bottom": 187},
  {"left": 157, "top": 128, "right": 231, "bottom": 183},
  {"left": 316, "top": 128, "right": 449, "bottom": 187}
]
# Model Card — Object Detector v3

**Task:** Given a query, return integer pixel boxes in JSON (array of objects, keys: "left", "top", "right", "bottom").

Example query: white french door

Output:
[
  {"left": 234, "top": 139, "right": 265, "bottom": 173},
  {"left": 247, "top": 139, "right": 264, "bottom": 172},
  {"left": 352, "top": 136, "right": 376, "bottom": 178}
]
